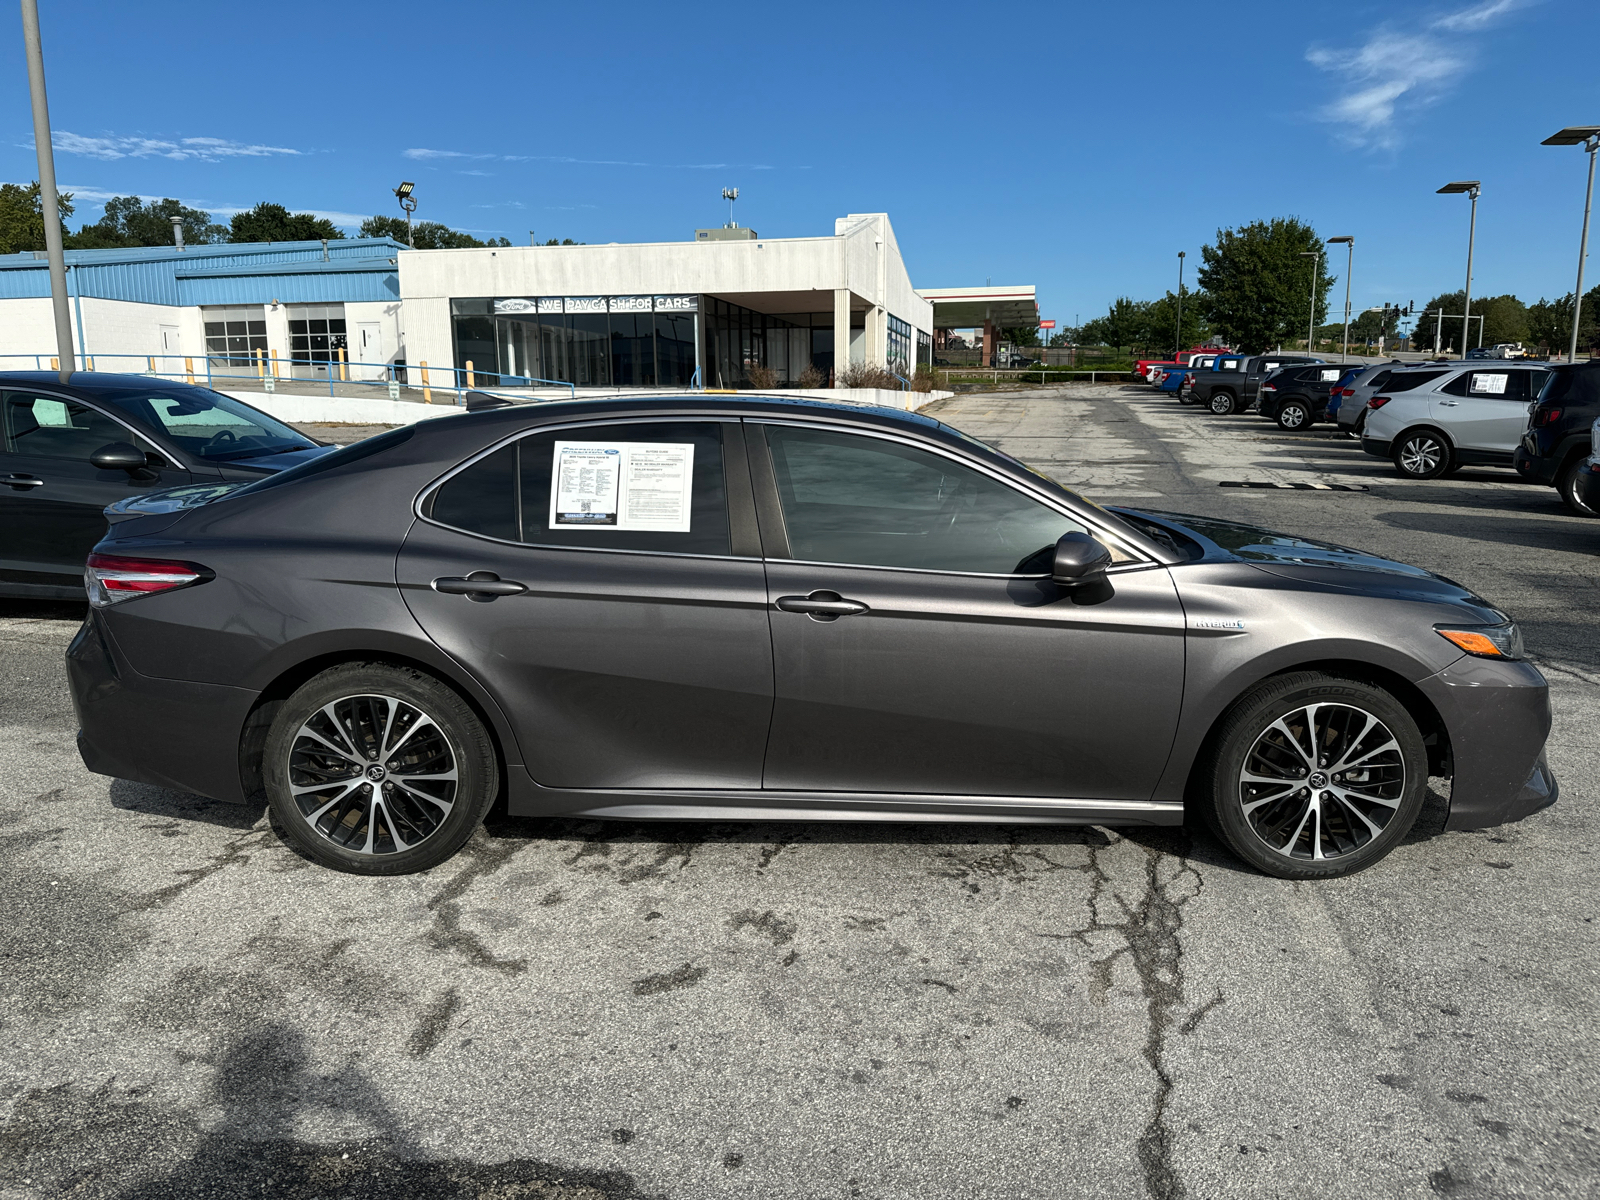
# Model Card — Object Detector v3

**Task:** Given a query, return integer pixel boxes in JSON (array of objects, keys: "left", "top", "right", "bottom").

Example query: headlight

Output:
[{"left": 1435, "top": 622, "right": 1524, "bottom": 660}]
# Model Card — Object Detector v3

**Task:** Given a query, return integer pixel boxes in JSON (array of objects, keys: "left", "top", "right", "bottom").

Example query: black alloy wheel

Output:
[
  {"left": 1208, "top": 392, "right": 1238, "bottom": 416},
  {"left": 1557, "top": 457, "right": 1600, "bottom": 518},
  {"left": 263, "top": 662, "right": 499, "bottom": 874},
  {"left": 1392, "top": 430, "right": 1453, "bottom": 480},
  {"left": 1199, "top": 672, "right": 1427, "bottom": 879},
  {"left": 1277, "top": 400, "right": 1312, "bottom": 430}
]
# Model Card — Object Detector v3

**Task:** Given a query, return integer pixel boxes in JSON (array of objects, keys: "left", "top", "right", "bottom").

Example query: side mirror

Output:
[
  {"left": 89, "top": 442, "right": 152, "bottom": 473},
  {"left": 1052, "top": 531, "right": 1112, "bottom": 587}
]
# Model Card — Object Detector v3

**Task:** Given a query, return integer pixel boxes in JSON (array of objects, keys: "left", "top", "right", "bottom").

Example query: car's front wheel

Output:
[
  {"left": 1208, "top": 392, "right": 1238, "bottom": 415},
  {"left": 1557, "top": 456, "right": 1600, "bottom": 517},
  {"left": 263, "top": 662, "right": 500, "bottom": 875},
  {"left": 1197, "top": 672, "right": 1428, "bottom": 879},
  {"left": 1392, "top": 429, "right": 1452, "bottom": 479},
  {"left": 1277, "top": 400, "right": 1312, "bottom": 430}
]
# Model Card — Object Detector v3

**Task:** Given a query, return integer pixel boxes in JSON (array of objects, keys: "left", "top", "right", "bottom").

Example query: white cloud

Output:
[
  {"left": 407, "top": 146, "right": 779, "bottom": 170},
  {"left": 1307, "top": 0, "right": 1534, "bottom": 148},
  {"left": 50, "top": 132, "right": 301, "bottom": 161}
]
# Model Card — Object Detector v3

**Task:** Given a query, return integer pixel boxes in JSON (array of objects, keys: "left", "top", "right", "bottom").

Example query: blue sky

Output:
[{"left": 2, "top": 0, "right": 1592, "bottom": 331}]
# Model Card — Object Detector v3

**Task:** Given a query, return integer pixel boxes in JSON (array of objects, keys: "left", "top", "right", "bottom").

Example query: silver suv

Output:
[{"left": 1360, "top": 362, "right": 1552, "bottom": 479}]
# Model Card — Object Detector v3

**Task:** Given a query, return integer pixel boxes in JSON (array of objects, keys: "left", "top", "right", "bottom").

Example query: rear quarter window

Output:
[{"left": 1381, "top": 370, "right": 1448, "bottom": 393}]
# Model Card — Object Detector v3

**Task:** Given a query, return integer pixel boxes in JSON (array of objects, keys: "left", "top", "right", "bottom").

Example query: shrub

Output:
[
  {"left": 911, "top": 366, "right": 937, "bottom": 393},
  {"left": 836, "top": 362, "right": 904, "bottom": 390},
  {"left": 795, "top": 364, "right": 823, "bottom": 389},
  {"left": 744, "top": 364, "right": 778, "bottom": 389}
]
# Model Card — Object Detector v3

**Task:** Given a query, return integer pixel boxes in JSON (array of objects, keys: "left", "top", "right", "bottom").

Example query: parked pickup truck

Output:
[{"left": 1181, "top": 353, "right": 1326, "bottom": 414}]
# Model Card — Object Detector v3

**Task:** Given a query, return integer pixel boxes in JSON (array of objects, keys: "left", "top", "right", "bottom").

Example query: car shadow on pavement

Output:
[
  {"left": 109, "top": 777, "right": 264, "bottom": 831},
  {"left": 0, "top": 597, "right": 86, "bottom": 622},
  {"left": 1374, "top": 508, "right": 1598, "bottom": 552}
]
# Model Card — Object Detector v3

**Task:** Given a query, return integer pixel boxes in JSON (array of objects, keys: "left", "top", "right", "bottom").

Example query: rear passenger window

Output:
[
  {"left": 1440, "top": 371, "right": 1528, "bottom": 401},
  {"left": 2, "top": 393, "right": 131, "bottom": 460},
  {"left": 1367, "top": 371, "right": 1392, "bottom": 391},
  {"left": 426, "top": 422, "right": 732, "bottom": 555}
]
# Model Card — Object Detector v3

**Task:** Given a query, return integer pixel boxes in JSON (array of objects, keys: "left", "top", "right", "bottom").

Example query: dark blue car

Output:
[{"left": 0, "top": 371, "right": 336, "bottom": 599}]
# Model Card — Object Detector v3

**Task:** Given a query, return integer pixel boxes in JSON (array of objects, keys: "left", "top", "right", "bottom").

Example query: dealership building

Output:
[{"left": 0, "top": 212, "right": 1034, "bottom": 388}]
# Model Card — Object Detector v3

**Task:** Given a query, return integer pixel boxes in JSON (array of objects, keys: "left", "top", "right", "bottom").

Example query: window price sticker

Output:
[
  {"left": 550, "top": 442, "right": 695, "bottom": 532},
  {"left": 1469, "top": 374, "right": 1509, "bottom": 395}
]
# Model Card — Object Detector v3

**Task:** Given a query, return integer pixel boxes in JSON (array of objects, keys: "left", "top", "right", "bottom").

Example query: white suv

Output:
[{"left": 1360, "top": 362, "right": 1552, "bottom": 479}]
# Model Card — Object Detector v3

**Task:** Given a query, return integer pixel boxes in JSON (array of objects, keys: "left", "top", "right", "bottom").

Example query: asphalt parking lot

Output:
[{"left": 2, "top": 385, "right": 1596, "bottom": 1200}]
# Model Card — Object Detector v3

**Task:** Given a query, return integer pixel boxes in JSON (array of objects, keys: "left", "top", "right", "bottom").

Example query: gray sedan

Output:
[{"left": 69, "top": 394, "right": 1555, "bottom": 880}]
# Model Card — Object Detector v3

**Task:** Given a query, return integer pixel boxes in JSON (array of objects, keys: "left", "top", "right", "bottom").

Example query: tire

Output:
[
  {"left": 1557, "top": 457, "right": 1600, "bottom": 518},
  {"left": 1196, "top": 672, "right": 1428, "bottom": 880},
  {"left": 1208, "top": 391, "right": 1238, "bottom": 415},
  {"left": 1277, "top": 400, "right": 1312, "bottom": 430},
  {"left": 263, "top": 662, "right": 500, "bottom": 875},
  {"left": 1391, "top": 429, "right": 1453, "bottom": 480}
]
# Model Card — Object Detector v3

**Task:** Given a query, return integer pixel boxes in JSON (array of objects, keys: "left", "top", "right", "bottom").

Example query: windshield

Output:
[{"left": 93, "top": 384, "right": 316, "bottom": 462}]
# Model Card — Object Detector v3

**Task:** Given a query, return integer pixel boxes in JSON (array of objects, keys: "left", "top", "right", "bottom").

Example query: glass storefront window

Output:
[
  {"left": 202, "top": 306, "right": 267, "bottom": 371},
  {"left": 286, "top": 304, "right": 348, "bottom": 380},
  {"left": 453, "top": 297, "right": 702, "bottom": 389},
  {"left": 887, "top": 314, "right": 912, "bottom": 375}
]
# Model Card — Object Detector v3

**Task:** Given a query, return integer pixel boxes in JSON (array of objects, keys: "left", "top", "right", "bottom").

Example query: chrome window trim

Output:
[
  {"left": 414, "top": 414, "right": 754, "bottom": 560},
  {"left": 750, "top": 416, "right": 1160, "bottom": 571}
]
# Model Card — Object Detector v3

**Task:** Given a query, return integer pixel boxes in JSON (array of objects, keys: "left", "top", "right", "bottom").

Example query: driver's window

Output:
[
  {"left": 763, "top": 425, "right": 1104, "bottom": 575},
  {"left": 1, "top": 393, "right": 129, "bottom": 461}
]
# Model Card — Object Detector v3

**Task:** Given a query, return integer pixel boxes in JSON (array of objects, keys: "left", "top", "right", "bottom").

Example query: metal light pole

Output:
[
  {"left": 1542, "top": 126, "right": 1600, "bottom": 363},
  {"left": 394, "top": 181, "right": 416, "bottom": 248},
  {"left": 1175, "top": 250, "right": 1185, "bottom": 357},
  {"left": 1327, "top": 236, "right": 1353, "bottom": 362},
  {"left": 21, "top": 0, "right": 74, "bottom": 382},
  {"left": 1299, "top": 250, "right": 1321, "bottom": 352},
  {"left": 1437, "top": 182, "right": 1480, "bottom": 357}
]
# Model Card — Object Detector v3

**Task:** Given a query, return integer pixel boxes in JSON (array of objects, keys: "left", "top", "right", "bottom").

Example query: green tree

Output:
[
  {"left": 1527, "top": 287, "right": 1600, "bottom": 355},
  {"left": 1414, "top": 293, "right": 1532, "bottom": 354},
  {"left": 1002, "top": 326, "right": 1040, "bottom": 348},
  {"left": 1145, "top": 288, "right": 1212, "bottom": 355},
  {"left": 68, "top": 195, "right": 227, "bottom": 249},
  {"left": 228, "top": 202, "right": 346, "bottom": 243},
  {"left": 1195, "top": 217, "right": 1332, "bottom": 353},
  {"left": 0, "top": 181, "right": 72, "bottom": 255},
  {"left": 357, "top": 215, "right": 512, "bottom": 248}
]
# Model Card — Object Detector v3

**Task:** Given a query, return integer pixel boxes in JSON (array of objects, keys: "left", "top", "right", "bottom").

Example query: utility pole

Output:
[
  {"left": 1541, "top": 127, "right": 1600, "bottom": 363},
  {"left": 1327, "top": 236, "right": 1354, "bottom": 362},
  {"left": 1299, "top": 250, "right": 1321, "bottom": 353},
  {"left": 1175, "top": 251, "right": 1185, "bottom": 358},
  {"left": 1438, "top": 182, "right": 1480, "bottom": 357},
  {"left": 21, "top": 0, "right": 74, "bottom": 382}
]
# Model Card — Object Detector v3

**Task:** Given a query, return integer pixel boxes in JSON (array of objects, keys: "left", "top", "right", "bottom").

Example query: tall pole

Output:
[
  {"left": 1341, "top": 241, "right": 1353, "bottom": 363},
  {"left": 1569, "top": 137, "right": 1597, "bottom": 364},
  {"left": 1463, "top": 188, "right": 1478, "bottom": 357},
  {"left": 1301, "top": 250, "right": 1319, "bottom": 352},
  {"left": 21, "top": 0, "right": 75, "bottom": 383},
  {"left": 1175, "top": 251, "right": 1185, "bottom": 357}
]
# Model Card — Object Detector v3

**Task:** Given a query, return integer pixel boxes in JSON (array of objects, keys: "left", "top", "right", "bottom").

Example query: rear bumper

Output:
[
  {"left": 1512, "top": 445, "right": 1559, "bottom": 485},
  {"left": 1575, "top": 460, "right": 1600, "bottom": 510},
  {"left": 1416, "top": 655, "right": 1555, "bottom": 831},
  {"left": 67, "top": 610, "right": 257, "bottom": 804},
  {"left": 1361, "top": 436, "right": 1392, "bottom": 458}
]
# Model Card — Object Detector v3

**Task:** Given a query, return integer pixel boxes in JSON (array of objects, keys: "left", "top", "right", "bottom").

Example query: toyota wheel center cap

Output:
[
  {"left": 366, "top": 763, "right": 387, "bottom": 782},
  {"left": 1309, "top": 771, "right": 1328, "bottom": 789}
]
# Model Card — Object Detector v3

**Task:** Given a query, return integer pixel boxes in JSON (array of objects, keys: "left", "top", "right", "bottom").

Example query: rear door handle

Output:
[
  {"left": 1439, "top": 401, "right": 1459, "bottom": 407},
  {"left": 775, "top": 590, "right": 870, "bottom": 621},
  {"left": 2, "top": 474, "right": 43, "bottom": 489},
  {"left": 432, "top": 572, "right": 528, "bottom": 600}
]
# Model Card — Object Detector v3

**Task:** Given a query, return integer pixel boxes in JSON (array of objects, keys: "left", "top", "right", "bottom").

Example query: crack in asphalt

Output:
[{"left": 127, "top": 828, "right": 276, "bottom": 913}]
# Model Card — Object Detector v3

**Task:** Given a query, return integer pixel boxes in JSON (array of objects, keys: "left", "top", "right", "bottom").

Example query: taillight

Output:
[
  {"left": 1184, "top": 372, "right": 1194, "bottom": 385},
  {"left": 1336, "top": 388, "right": 1355, "bottom": 398},
  {"left": 84, "top": 553, "right": 211, "bottom": 608},
  {"left": 1532, "top": 407, "right": 1563, "bottom": 427},
  {"left": 1368, "top": 396, "right": 1391, "bottom": 409},
  {"left": 1262, "top": 384, "right": 1277, "bottom": 392}
]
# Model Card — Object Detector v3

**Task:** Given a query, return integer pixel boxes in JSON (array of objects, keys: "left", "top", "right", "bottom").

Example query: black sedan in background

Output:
[
  {"left": 68, "top": 395, "right": 1556, "bottom": 881},
  {"left": 0, "top": 372, "right": 333, "bottom": 599}
]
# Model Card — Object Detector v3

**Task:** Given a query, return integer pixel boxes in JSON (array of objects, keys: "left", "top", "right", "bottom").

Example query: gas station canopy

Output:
[{"left": 918, "top": 285, "right": 1038, "bottom": 329}]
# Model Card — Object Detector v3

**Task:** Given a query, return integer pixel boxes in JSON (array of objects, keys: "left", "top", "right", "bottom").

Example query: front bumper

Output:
[
  {"left": 1416, "top": 654, "right": 1556, "bottom": 831},
  {"left": 1361, "top": 436, "right": 1392, "bottom": 459},
  {"left": 67, "top": 610, "right": 258, "bottom": 804}
]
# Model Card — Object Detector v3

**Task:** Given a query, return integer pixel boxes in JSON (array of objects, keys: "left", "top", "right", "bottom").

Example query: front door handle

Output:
[
  {"left": 432, "top": 572, "right": 528, "bottom": 601},
  {"left": 775, "top": 590, "right": 870, "bottom": 621},
  {"left": 1438, "top": 400, "right": 1459, "bottom": 407},
  {"left": 2, "top": 474, "right": 43, "bottom": 489}
]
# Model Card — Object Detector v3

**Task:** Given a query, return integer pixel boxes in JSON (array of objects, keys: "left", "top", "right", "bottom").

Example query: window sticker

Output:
[
  {"left": 1319, "top": 369, "right": 1342, "bottom": 382},
  {"left": 550, "top": 441, "right": 695, "bottom": 532},
  {"left": 1264, "top": 361, "right": 1280, "bottom": 370},
  {"left": 1469, "top": 373, "right": 1508, "bottom": 395}
]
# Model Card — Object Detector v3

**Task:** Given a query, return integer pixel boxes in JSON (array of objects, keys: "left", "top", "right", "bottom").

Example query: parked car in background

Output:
[
  {"left": 0, "top": 372, "right": 334, "bottom": 599},
  {"left": 1361, "top": 361, "right": 1552, "bottom": 480},
  {"left": 69, "top": 393, "right": 1556, "bottom": 881},
  {"left": 1137, "top": 359, "right": 1181, "bottom": 384},
  {"left": 1184, "top": 354, "right": 1326, "bottom": 414},
  {"left": 1514, "top": 358, "right": 1600, "bottom": 516},
  {"left": 1465, "top": 347, "right": 1492, "bottom": 360},
  {"left": 1330, "top": 362, "right": 1407, "bottom": 436},
  {"left": 1573, "top": 416, "right": 1600, "bottom": 515},
  {"left": 1257, "top": 363, "right": 1355, "bottom": 429},
  {"left": 1156, "top": 355, "right": 1222, "bottom": 396}
]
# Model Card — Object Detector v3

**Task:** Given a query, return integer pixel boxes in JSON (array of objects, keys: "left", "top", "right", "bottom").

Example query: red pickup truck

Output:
[{"left": 1137, "top": 346, "right": 1232, "bottom": 382}]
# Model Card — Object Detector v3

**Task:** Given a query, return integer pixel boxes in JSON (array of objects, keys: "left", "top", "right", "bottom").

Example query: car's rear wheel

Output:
[
  {"left": 1277, "top": 400, "right": 1312, "bottom": 430},
  {"left": 1208, "top": 391, "right": 1238, "bottom": 415},
  {"left": 1392, "top": 430, "right": 1452, "bottom": 479},
  {"left": 263, "top": 662, "right": 499, "bottom": 875},
  {"left": 1197, "top": 672, "right": 1428, "bottom": 879},
  {"left": 1557, "top": 457, "right": 1600, "bottom": 517}
]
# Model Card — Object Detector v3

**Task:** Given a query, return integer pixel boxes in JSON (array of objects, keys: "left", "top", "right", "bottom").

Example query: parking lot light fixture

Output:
[
  {"left": 1175, "top": 251, "right": 1185, "bottom": 358},
  {"left": 1542, "top": 127, "right": 1600, "bottom": 363},
  {"left": 394, "top": 181, "right": 417, "bottom": 249},
  {"left": 1437, "top": 182, "right": 1481, "bottom": 358},
  {"left": 1300, "top": 250, "right": 1321, "bottom": 352},
  {"left": 1327, "top": 237, "right": 1354, "bottom": 362}
]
